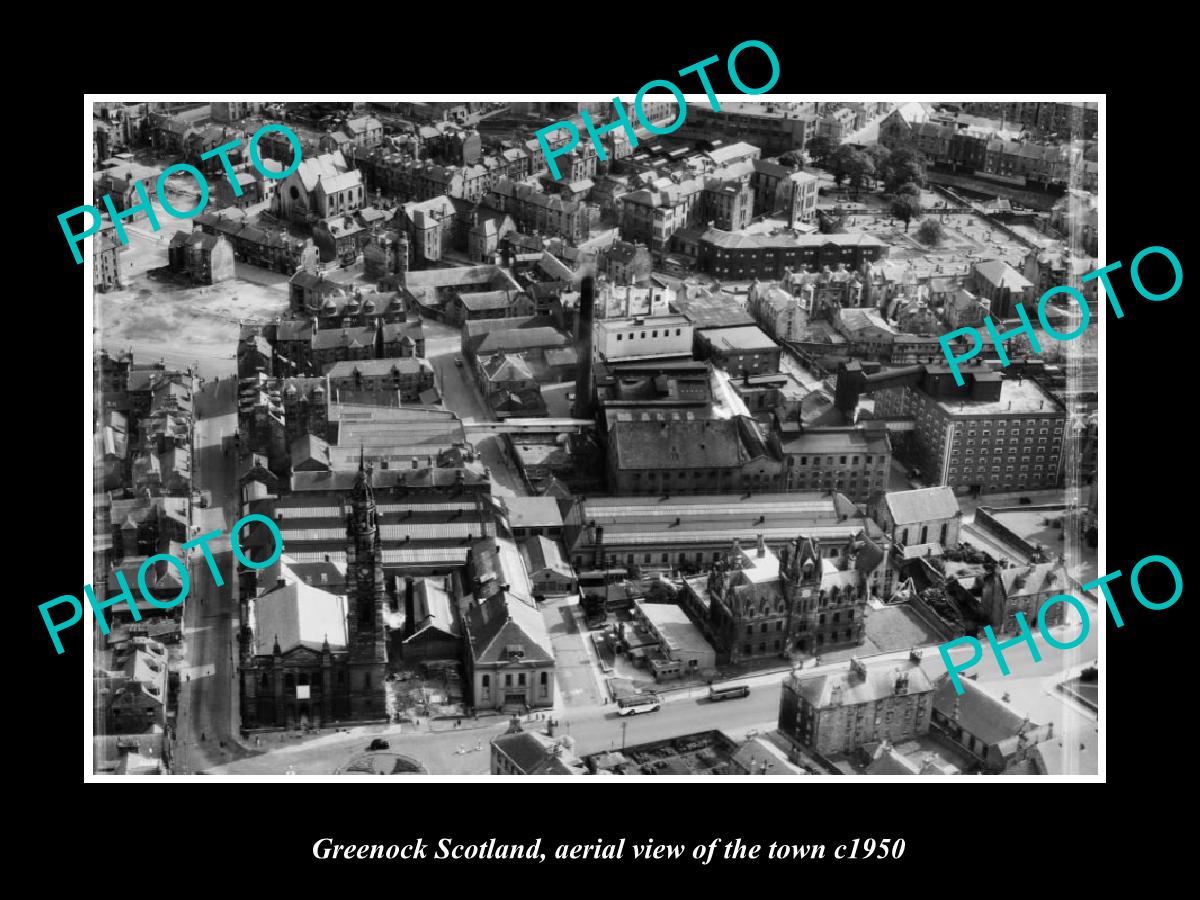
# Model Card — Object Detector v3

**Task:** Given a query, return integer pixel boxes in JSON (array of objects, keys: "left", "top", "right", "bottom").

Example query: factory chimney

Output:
[{"left": 572, "top": 274, "right": 597, "bottom": 419}]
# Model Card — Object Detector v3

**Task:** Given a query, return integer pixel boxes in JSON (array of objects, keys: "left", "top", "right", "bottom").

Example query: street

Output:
[
  {"left": 197, "top": 595, "right": 1096, "bottom": 775},
  {"left": 174, "top": 375, "right": 242, "bottom": 773}
]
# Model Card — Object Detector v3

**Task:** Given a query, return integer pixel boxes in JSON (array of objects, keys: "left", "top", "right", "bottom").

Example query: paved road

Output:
[
  {"left": 175, "top": 376, "right": 242, "bottom": 773},
  {"left": 200, "top": 605, "right": 1097, "bottom": 775},
  {"left": 541, "top": 596, "right": 607, "bottom": 709}
]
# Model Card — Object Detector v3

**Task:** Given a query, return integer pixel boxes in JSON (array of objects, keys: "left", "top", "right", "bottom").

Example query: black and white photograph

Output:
[{"left": 78, "top": 94, "right": 1107, "bottom": 781}]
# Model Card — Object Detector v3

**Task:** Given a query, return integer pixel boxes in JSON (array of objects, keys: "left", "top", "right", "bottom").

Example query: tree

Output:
[
  {"left": 805, "top": 134, "right": 835, "bottom": 167},
  {"left": 847, "top": 151, "right": 875, "bottom": 196},
  {"left": 778, "top": 149, "right": 805, "bottom": 168},
  {"left": 916, "top": 218, "right": 944, "bottom": 247},
  {"left": 882, "top": 146, "right": 927, "bottom": 194},
  {"left": 891, "top": 183, "right": 922, "bottom": 232},
  {"left": 864, "top": 144, "right": 891, "bottom": 188},
  {"left": 830, "top": 146, "right": 874, "bottom": 196}
]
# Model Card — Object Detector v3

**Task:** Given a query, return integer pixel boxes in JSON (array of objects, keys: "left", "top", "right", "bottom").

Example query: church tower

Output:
[
  {"left": 782, "top": 534, "right": 823, "bottom": 654},
  {"left": 345, "top": 454, "right": 388, "bottom": 719}
]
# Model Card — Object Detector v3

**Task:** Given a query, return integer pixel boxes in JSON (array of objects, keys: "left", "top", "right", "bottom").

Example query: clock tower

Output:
[{"left": 345, "top": 456, "right": 388, "bottom": 719}]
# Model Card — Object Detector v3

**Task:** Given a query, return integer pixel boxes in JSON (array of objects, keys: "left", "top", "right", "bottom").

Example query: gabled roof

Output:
[
  {"left": 520, "top": 535, "right": 574, "bottom": 579},
  {"left": 292, "top": 151, "right": 350, "bottom": 193},
  {"left": 998, "top": 560, "right": 1069, "bottom": 598},
  {"left": 483, "top": 353, "right": 534, "bottom": 382},
  {"left": 933, "top": 675, "right": 1039, "bottom": 748},
  {"left": 792, "top": 657, "right": 932, "bottom": 708},
  {"left": 405, "top": 578, "right": 458, "bottom": 640},
  {"left": 973, "top": 259, "right": 1032, "bottom": 291},
  {"left": 253, "top": 565, "right": 348, "bottom": 656},
  {"left": 465, "top": 590, "right": 554, "bottom": 665},
  {"left": 884, "top": 486, "right": 959, "bottom": 526}
]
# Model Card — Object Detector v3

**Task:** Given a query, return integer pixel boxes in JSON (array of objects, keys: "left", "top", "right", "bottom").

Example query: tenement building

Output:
[
  {"left": 778, "top": 653, "right": 935, "bottom": 756},
  {"left": 696, "top": 230, "right": 888, "bottom": 281}
]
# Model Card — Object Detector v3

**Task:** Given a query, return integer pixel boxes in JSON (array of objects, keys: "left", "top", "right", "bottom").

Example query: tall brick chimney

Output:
[{"left": 572, "top": 274, "right": 596, "bottom": 419}]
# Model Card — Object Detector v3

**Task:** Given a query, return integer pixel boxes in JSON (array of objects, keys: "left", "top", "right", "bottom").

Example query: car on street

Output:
[
  {"left": 368, "top": 739, "right": 390, "bottom": 751},
  {"left": 454, "top": 356, "right": 463, "bottom": 367},
  {"left": 708, "top": 684, "right": 751, "bottom": 702}
]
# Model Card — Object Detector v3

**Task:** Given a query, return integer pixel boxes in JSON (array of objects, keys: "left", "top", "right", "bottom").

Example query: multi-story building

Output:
[
  {"left": 697, "top": 230, "right": 887, "bottom": 281},
  {"left": 973, "top": 560, "right": 1074, "bottom": 635},
  {"left": 771, "top": 425, "right": 893, "bottom": 503},
  {"left": 677, "top": 104, "right": 818, "bottom": 155},
  {"left": 778, "top": 653, "right": 935, "bottom": 757},
  {"left": 343, "top": 115, "right": 384, "bottom": 148},
  {"left": 750, "top": 161, "right": 820, "bottom": 225},
  {"left": 694, "top": 534, "right": 879, "bottom": 664},
  {"left": 606, "top": 417, "right": 783, "bottom": 496},
  {"left": 167, "top": 231, "right": 236, "bottom": 284},
  {"left": 195, "top": 209, "right": 318, "bottom": 274},
  {"left": 487, "top": 178, "right": 590, "bottom": 244},
  {"left": 491, "top": 721, "right": 585, "bottom": 775},
  {"left": 930, "top": 675, "right": 1052, "bottom": 773},
  {"left": 211, "top": 101, "right": 262, "bottom": 122},
  {"left": 594, "top": 314, "right": 693, "bottom": 363},
  {"left": 701, "top": 179, "right": 754, "bottom": 232},
  {"left": 94, "top": 223, "right": 125, "bottom": 292},
  {"left": 872, "top": 367, "right": 1067, "bottom": 494},
  {"left": 695, "top": 325, "right": 781, "bottom": 376},
  {"left": 961, "top": 101, "right": 1098, "bottom": 140},
  {"left": 326, "top": 358, "right": 435, "bottom": 404},
  {"left": 565, "top": 492, "right": 879, "bottom": 575},
  {"left": 400, "top": 195, "right": 459, "bottom": 266},
  {"left": 94, "top": 162, "right": 160, "bottom": 214},
  {"left": 618, "top": 178, "right": 704, "bottom": 251}
]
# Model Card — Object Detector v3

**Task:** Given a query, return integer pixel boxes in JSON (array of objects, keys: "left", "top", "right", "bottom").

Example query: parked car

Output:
[
  {"left": 454, "top": 356, "right": 463, "bottom": 367},
  {"left": 368, "top": 738, "right": 390, "bottom": 751}
]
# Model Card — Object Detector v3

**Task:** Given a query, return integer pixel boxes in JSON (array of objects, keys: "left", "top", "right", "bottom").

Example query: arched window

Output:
[
  {"left": 260, "top": 672, "right": 270, "bottom": 689},
  {"left": 482, "top": 675, "right": 490, "bottom": 688}
]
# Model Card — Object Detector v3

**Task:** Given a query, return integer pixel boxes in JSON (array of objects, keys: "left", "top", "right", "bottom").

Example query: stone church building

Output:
[{"left": 239, "top": 460, "right": 390, "bottom": 729}]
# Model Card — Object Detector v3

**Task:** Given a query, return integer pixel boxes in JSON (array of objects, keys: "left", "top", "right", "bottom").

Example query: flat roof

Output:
[
  {"left": 700, "top": 325, "right": 779, "bottom": 352},
  {"left": 936, "top": 377, "right": 1062, "bottom": 417},
  {"left": 636, "top": 600, "right": 713, "bottom": 656}
]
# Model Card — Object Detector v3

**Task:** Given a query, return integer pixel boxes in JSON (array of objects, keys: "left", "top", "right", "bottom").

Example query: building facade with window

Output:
[
  {"left": 697, "top": 230, "right": 888, "bottom": 281},
  {"left": 607, "top": 417, "right": 784, "bottom": 496},
  {"left": 772, "top": 425, "right": 892, "bottom": 503},
  {"left": 778, "top": 653, "right": 935, "bottom": 757},
  {"left": 874, "top": 486, "right": 962, "bottom": 552},
  {"left": 873, "top": 376, "right": 1067, "bottom": 494},
  {"left": 694, "top": 534, "right": 881, "bottom": 664},
  {"left": 567, "top": 492, "right": 880, "bottom": 577},
  {"left": 594, "top": 314, "right": 693, "bottom": 363},
  {"left": 462, "top": 586, "right": 556, "bottom": 711}
]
